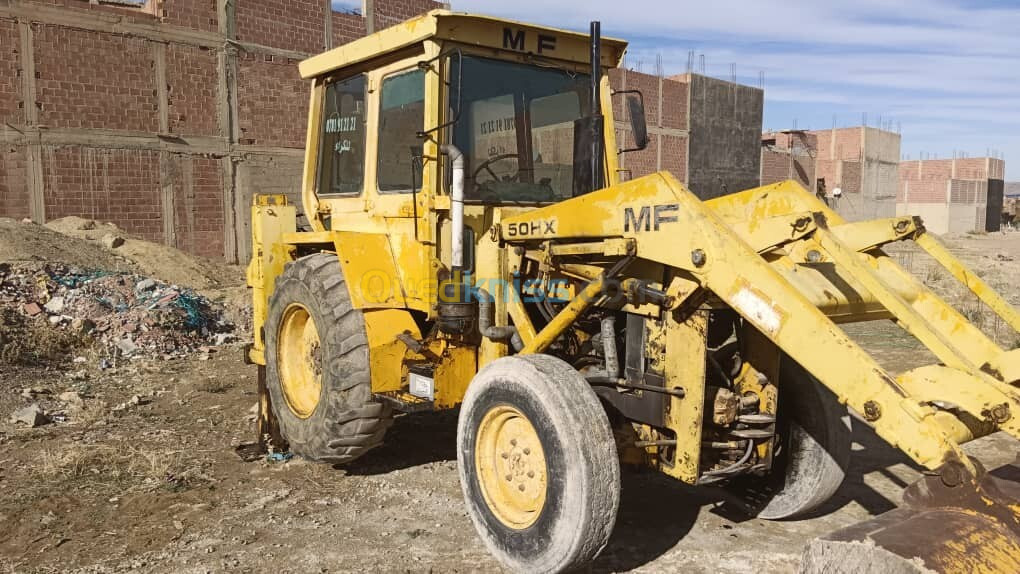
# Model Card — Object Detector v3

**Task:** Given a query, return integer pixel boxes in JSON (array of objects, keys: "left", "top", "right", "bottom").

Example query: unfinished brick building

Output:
[
  {"left": 610, "top": 69, "right": 764, "bottom": 200},
  {"left": 0, "top": 0, "right": 442, "bottom": 263},
  {"left": 760, "top": 130, "right": 817, "bottom": 190},
  {"left": 898, "top": 157, "right": 1006, "bottom": 234},
  {"left": 808, "top": 126, "right": 900, "bottom": 221}
]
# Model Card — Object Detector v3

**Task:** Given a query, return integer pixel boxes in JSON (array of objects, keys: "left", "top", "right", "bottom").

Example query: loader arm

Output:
[{"left": 499, "top": 173, "right": 1020, "bottom": 479}]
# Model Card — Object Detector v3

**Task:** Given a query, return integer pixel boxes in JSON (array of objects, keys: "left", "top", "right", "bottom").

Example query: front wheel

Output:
[
  {"left": 730, "top": 357, "right": 852, "bottom": 519},
  {"left": 457, "top": 354, "right": 620, "bottom": 573}
]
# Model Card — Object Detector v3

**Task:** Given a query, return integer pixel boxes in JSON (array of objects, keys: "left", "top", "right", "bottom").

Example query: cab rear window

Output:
[{"left": 317, "top": 74, "right": 367, "bottom": 196}]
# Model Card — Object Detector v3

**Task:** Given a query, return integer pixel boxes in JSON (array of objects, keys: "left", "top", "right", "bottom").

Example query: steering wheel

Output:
[{"left": 471, "top": 153, "right": 521, "bottom": 184}]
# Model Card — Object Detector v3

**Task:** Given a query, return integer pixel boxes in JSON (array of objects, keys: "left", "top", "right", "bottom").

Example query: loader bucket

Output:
[{"left": 801, "top": 458, "right": 1020, "bottom": 573}]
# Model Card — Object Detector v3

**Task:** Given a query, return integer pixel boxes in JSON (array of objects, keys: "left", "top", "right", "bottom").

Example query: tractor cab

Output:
[{"left": 295, "top": 12, "right": 645, "bottom": 314}]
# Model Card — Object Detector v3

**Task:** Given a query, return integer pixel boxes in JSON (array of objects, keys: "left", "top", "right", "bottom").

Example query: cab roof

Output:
[{"left": 299, "top": 10, "right": 628, "bottom": 80}]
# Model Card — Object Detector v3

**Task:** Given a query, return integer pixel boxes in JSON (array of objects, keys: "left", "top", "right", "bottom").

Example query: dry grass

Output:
[
  {"left": 923, "top": 264, "right": 945, "bottom": 285},
  {"left": 34, "top": 443, "right": 198, "bottom": 490},
  {"left": 127, "top": 446, "right": 184, "bottom": 483},
  {"left": 960, "top": 304, "right": 984, "bottom": 325},
  {"left": 38, "top": 444, "right": 121, "bottom": 480},
  {"left": 76, "top": 399, "right": 110, "bottom": 428}
]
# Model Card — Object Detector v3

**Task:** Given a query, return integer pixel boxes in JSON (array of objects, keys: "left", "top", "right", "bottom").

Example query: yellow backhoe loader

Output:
[{"left": 245, "top": 10, "right": 1020, "bottom": 573}]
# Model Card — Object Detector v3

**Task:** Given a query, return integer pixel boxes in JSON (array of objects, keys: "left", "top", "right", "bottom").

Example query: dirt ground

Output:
[{"left": 1, "top": 228, "right": 1018, "bottom": 573}]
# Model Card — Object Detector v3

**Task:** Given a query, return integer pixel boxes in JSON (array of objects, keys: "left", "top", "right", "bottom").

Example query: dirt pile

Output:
[
  {"left": 0, "top": 216, "right": 241, "bottom": 292},
  {"left": 43, "top": 216, "right": 239, "bottom": 291},
  {"left": 0, "top": 262, "right": 235, "bottom": 365}
]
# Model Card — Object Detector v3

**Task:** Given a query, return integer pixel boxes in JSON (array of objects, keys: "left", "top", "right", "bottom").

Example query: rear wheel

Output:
[
  {"left": 732, "top": 357, "right": 852, "bottom": 519},
  {"left": 264, "top": 253, "right": 392, "bottom": 464},
  {"left": 458, "top": 354, "right": 620, "bottom": 573}
]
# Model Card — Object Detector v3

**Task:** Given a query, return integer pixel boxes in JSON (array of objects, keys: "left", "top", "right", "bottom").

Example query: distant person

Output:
[
  {"left": 816, "top": 179, "right": 829, "bottom": 206},
  {"left": 831, "top": 184, "right": 843, "bottom": 208}
]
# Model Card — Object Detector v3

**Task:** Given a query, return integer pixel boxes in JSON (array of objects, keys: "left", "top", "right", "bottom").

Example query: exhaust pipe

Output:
[
  {"left": 440, "top": 144, "right": 465, "bottom": 269},
  {"left": 589, "top": 21, "right": 604, "bottom": 191}
]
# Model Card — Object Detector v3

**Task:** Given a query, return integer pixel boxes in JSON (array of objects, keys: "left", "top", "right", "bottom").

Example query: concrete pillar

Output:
[
  {"left": 364, "top": 0, "right": 375, "bottom": 34},
  {"left": 18, "top": 21, "right": 44, "bottom": 223},
  {"left": 217, "top": 0, "right": 240, "bottom": 262},
  {"left": 324, "top": 0, "right": 333, "bottom": 50},
  {"left": 160, "top": 153, "right": 176, "bottom": 247}
]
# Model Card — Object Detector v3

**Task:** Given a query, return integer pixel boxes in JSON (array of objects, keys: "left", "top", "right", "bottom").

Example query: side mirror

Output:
[{"left": 614, "top": 90, "right": 649, "bottom": 152}]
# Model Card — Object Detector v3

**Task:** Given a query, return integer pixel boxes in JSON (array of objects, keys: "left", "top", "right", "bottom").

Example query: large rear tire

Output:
[
  {"left": 457, "top": 354, "right": 620, "bottom": 573},
  {"left": 732, "top": 357, "right": 852, "bottom": 519},
  {"left": 264, "top": 253, "right": 392, "bottom": 464}
]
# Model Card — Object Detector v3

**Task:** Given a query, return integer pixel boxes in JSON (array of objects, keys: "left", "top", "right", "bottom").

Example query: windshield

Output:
[{"left": 449, "top": 55, "right": 591, "bottom": 203}]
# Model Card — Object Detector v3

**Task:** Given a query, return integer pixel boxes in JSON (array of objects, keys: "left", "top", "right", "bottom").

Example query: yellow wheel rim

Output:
[
  {"left": 475, "top": 405, "right": 548, "bottom": 529},
  {"left": 277, "top": 303, "right": 322, "bottom": 419}
]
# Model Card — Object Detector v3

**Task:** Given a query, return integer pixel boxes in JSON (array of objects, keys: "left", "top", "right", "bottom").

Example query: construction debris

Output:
[
  {"left": 0, "top": 262, "right": 235, "bottom": 364},
  {"left": 10, "top": 404, "right": 50, "bottom": 427}
]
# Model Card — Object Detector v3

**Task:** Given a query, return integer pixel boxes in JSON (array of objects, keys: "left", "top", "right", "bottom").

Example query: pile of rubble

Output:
[{"left": 0, "top": 262, "right": 235, "bottom": 364}]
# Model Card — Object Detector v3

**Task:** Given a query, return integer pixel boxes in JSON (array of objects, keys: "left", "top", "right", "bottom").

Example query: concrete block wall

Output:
[
  {"left": 161, "top": 0, "right": 219, "bottom": 32},
  {"left": 0, "top": 0, "right": 442, "bottom": 262},
  {"left": 810, "top": 126, "right": 900, "bottom": 221},
  {"left": 898, "top": 157, "right": 1005, "bottom": 233},
  {"left": 1, "top": 148, "right": 29, "bottom": 220},
  {"left": 234, "top": 0, "right": 327, "bottom": 55},
  {"left": 609, "top": 69, "right": 762, "bottom": 198},
  {"left": 333, "top": 10, "right": 366, "bottom": 46},
  {"left": 236, "top": 53, "right": 309, "bottom": 147},
  {"left": 166, "top": 43, "right": 219, "bottom": 137},
  {"left": 0, "top": 20, "right": 24, "bottom": 125},
  {"left": 42, "top": 147, "right": 164, "bottom": 242},
  {"left": 375, "top": 0, "right": 445, "bottom": 29},
  {"left": 760, "top": 130, "right": 817, "bottom": 189},
  {"left": 609, "top": 68, "right": 689, "bottom": 184},
  {"left": 676, "top": 73, "right": 763, "bottom": 200}
]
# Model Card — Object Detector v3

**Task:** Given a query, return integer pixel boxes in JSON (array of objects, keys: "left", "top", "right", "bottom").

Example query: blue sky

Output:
[{"left": 453, "top": 0, "right": 1020, "bottom": 179}]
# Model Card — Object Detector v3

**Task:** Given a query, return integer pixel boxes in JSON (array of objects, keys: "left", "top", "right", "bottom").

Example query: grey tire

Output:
[
  {"left": 733, "top": 357, "right": 852, "bottom": 519},
  {"left": 457, "top": 354, "right": 620, "bottom": 573},
  {"left": 264, "top": 253, "right": 392, "bottom": 464}
]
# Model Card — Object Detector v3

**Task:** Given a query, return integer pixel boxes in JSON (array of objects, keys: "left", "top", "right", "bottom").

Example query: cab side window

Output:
[
  {"left": 317, "top": 74, "right": 366, "bottom": 196},
  {"left": 377, "top": 68, "right": 425, "bottom": 193}
]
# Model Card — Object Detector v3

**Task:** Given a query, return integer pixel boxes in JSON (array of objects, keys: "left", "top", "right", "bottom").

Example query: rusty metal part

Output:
[
  {"left": 739, "top": 393, "right": 760, "bottom": 410},
  {"left": 707, "top": 386, "right": 740, "bottom": 426},
  {"left": 863, "top": 400, "right": 882, "bottom": 421}
]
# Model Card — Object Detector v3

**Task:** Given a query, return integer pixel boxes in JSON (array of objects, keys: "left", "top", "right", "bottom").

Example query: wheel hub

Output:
[
  {"left": 475, "top": 405, "right": 547, "bottom": 529},
  {"left": 277, "top": 304, "right": 322, "bottom": 418}
]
